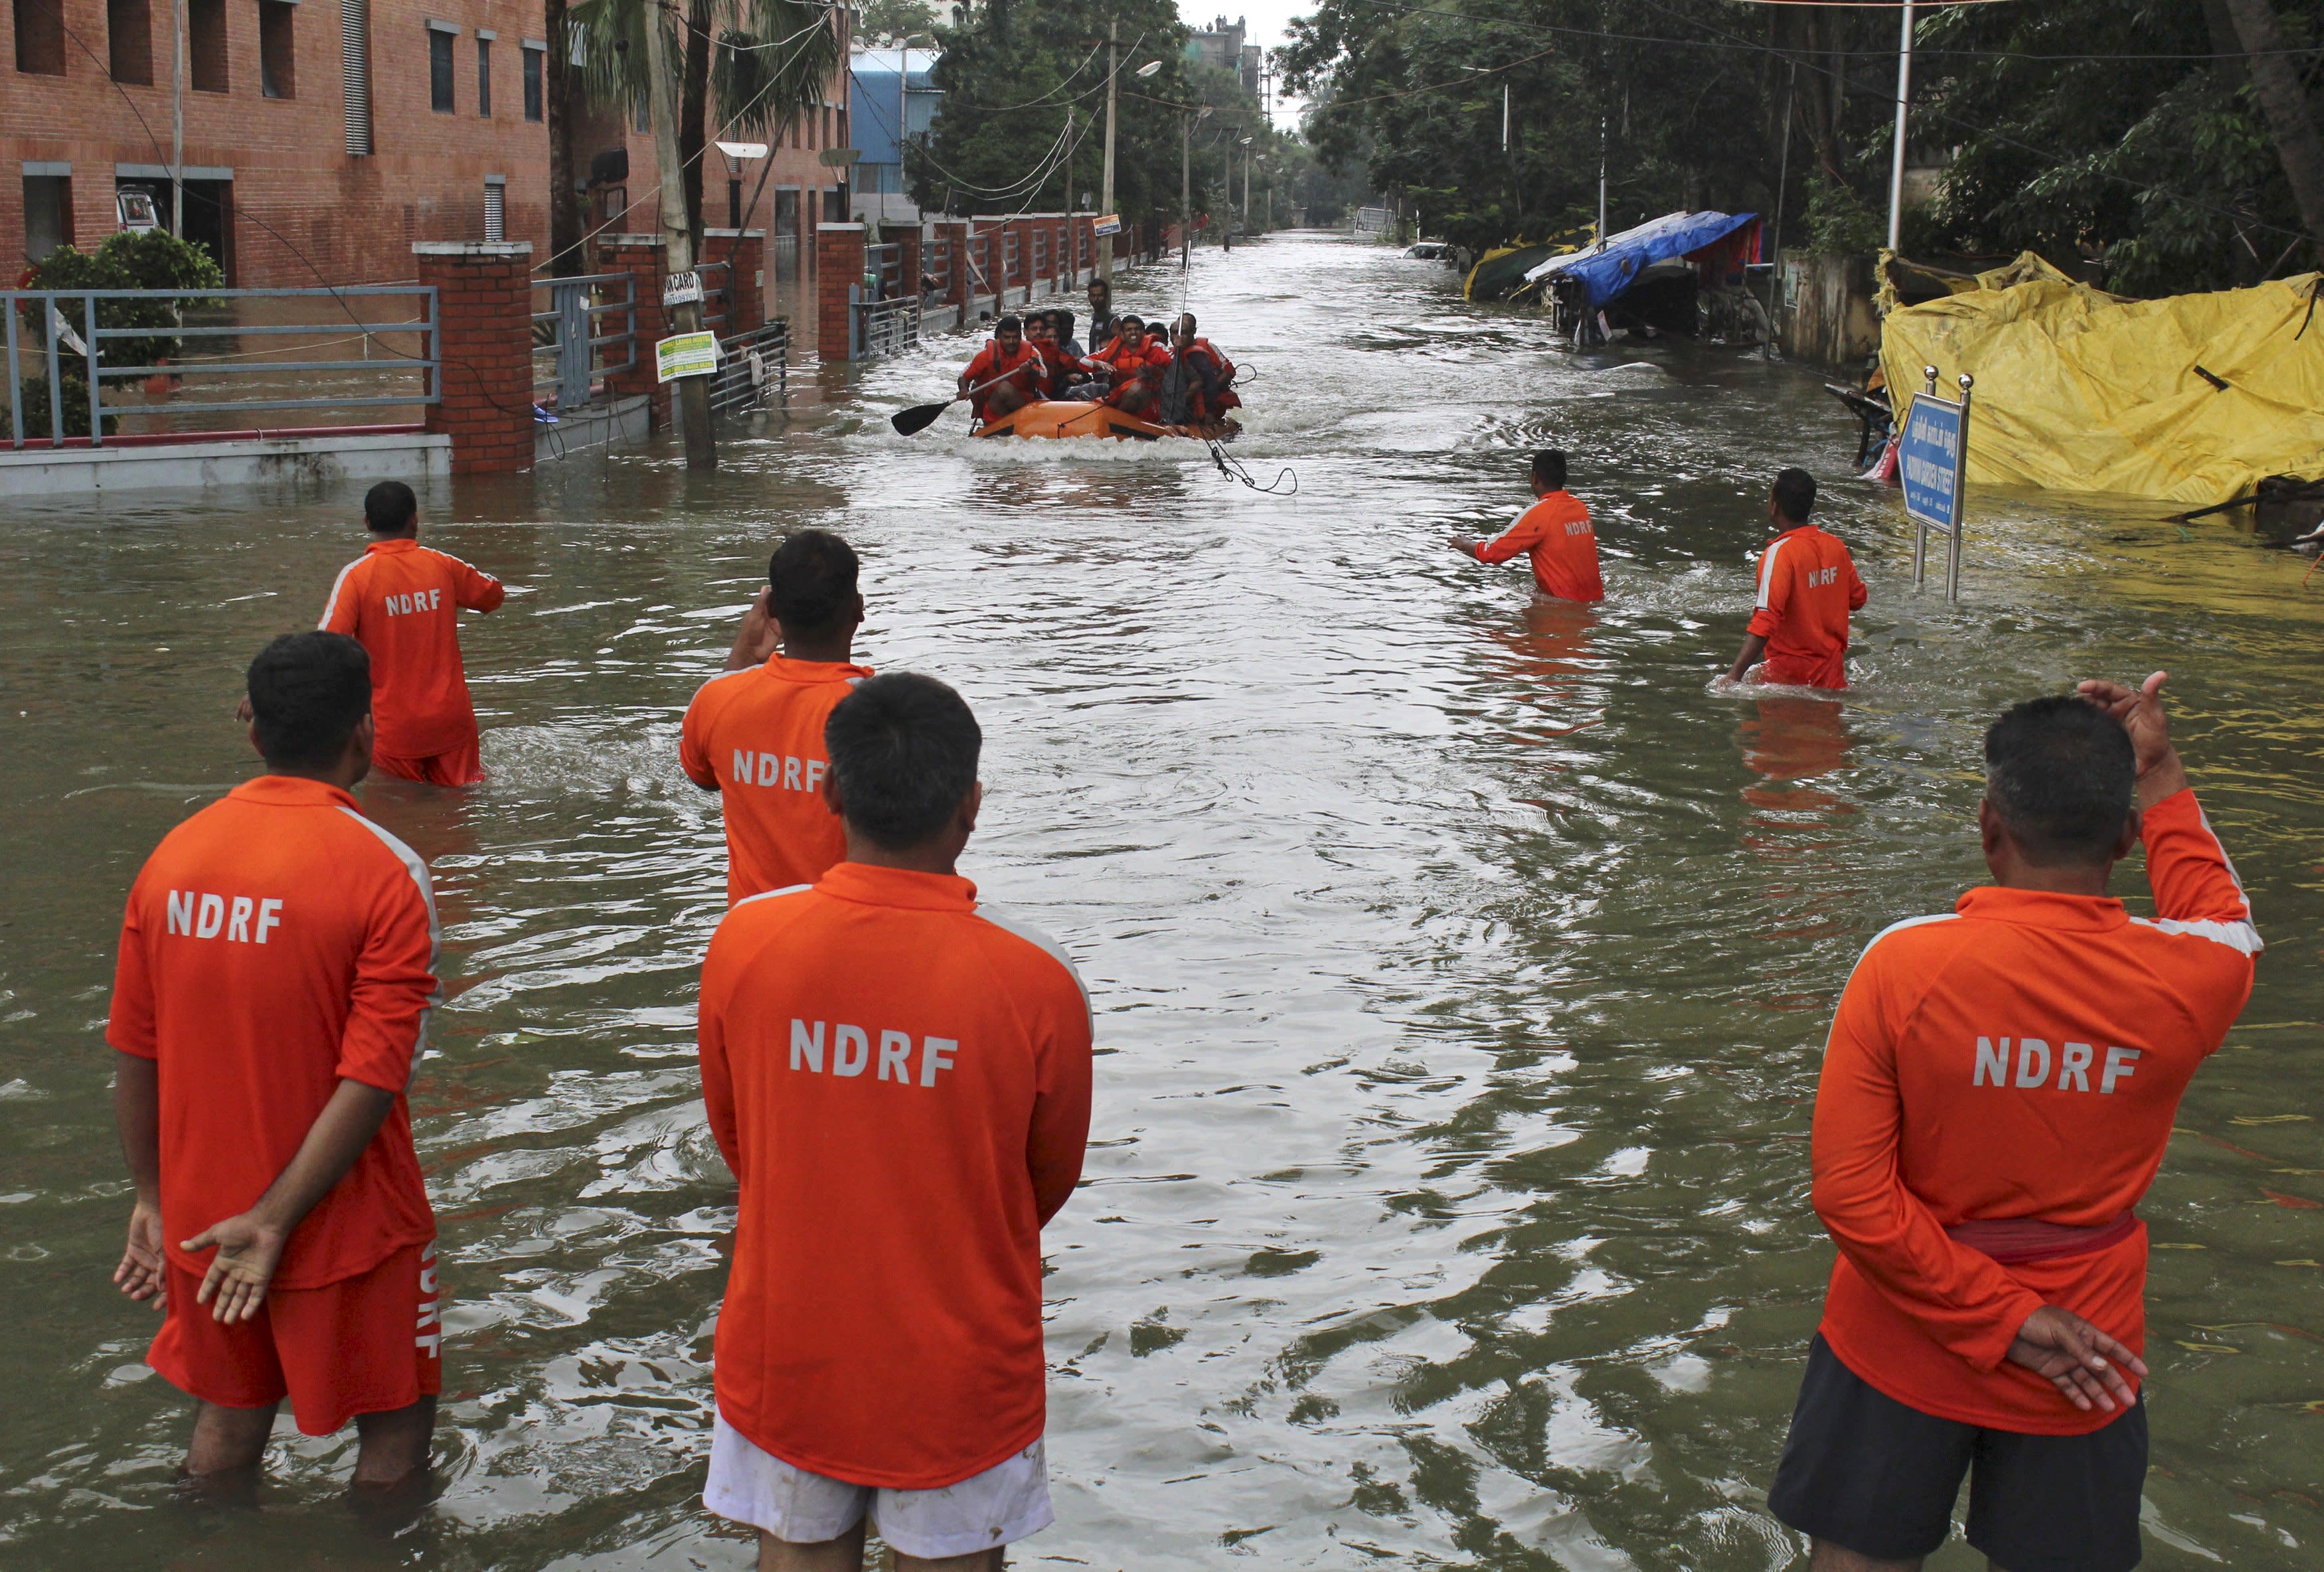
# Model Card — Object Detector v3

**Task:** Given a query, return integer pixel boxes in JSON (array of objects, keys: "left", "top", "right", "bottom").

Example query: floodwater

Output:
[{"left": 3, "top": 233, "right": 2319, "bottom": 1571}]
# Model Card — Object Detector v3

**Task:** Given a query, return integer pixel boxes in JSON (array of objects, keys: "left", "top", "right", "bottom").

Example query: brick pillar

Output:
[
  {"left": 817, "top": 222, "right": 866, "bottom": 362},
  {"left": 938, "top": 220, "right": 969, "bottom": 309},
  {"left": 705, "top": 228, "right": 766, "bottom": 334},
  {"left": 414, "top": 240, "right": 535, "bottom": 476},
  {"left": 599, "top": 234, "right": 671, "bottom": 428}
]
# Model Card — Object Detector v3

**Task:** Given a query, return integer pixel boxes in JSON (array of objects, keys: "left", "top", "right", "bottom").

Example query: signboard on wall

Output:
[{"left": 1093, "top": 214, "right": 1122, "bottom": 237}]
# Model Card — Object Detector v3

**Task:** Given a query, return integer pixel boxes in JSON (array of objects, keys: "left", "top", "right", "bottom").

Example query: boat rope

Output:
[{"left": 1206, "top": 436, "right": 1295, "bottom": 494}]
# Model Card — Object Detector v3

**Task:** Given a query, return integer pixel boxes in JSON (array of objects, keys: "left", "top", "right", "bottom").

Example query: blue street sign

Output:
[{"left": 1900, "top": 394, "right": 1963, "bottom": 529}]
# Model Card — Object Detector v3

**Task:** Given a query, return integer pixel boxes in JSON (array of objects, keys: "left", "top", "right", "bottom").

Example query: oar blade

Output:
[{"left": 890, "top": 401, "right": 951, "bottom": 436}]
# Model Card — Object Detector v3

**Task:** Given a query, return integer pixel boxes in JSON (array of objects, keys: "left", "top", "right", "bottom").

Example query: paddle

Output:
[{"left": 891, "top": 368, "right": 1030, "bottom": 435}]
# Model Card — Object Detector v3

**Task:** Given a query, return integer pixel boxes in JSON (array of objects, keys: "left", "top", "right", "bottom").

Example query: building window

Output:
[
  {"left": 188, "top": 0, "right": 226, "bottom": 90},
  {"left": 21, "top": 174, "right": 71, "bottom": 261},
  {"left": 632, "top": 92, "right": 647, "bottom": 133},
  {"left": 108, "top": 0, "right": 152, "bottom": 84},
  {"left": 428, "top": 25, "right": 453, "bottom": 112},
  {"left": 483, "top": 178, "right": 504, "bottom": 240},
  {"left": 836, "top": 110, "right": 846, "bottom": 147},
  {"left": 340, "top": 0, "right": 373, "bottom": 153},
  {"left": 259, "top": 0, "right": 294, "bottom": 97},
  {"left": 14, "top": 0, "right": 64, "bottom": 74},
  {"left": 521, "top": 42, "right": 542, "bottom": 121},
  {"left": 474, "top": 33, "right": 489, "bottom": 116}
]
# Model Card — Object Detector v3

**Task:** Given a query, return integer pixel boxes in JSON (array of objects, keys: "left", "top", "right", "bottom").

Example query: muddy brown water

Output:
[{"left": 2, "top": 234, "right": 2319, "bottom": 1569}]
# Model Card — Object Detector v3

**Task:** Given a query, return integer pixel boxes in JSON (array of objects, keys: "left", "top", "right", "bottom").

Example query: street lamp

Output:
[
  {"left": 715, "top": 139, "right": 770, "bottom": 230},
  {"left": 1136, "top": 59, "right": 1162, "bottom": 78}
]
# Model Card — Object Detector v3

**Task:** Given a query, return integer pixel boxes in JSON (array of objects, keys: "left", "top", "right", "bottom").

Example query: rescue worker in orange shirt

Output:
[
  {"left": 681, "top": 530, "right": 873, "bottom": 906},
  {"left": 1448, "top": 449, "right": 1606, "bottom": 604},
  {"left": 1721, "top": 467, "right": 1867, "bottom": 690},
  {"left": 317, "top": 480, "right": 505, "bottom": 785},
  {"left": 698, "top": 672, "right": 1092, "bottom": 1570},
  {"left": 109, "top": 632, "right": 444, "bottom": 1492},
  {"left": 957, "top": 315, "right": 1044, "bottom": 425},
  {"left": 1769, "top": 673, "right": 2259, "bottom": 1572}
]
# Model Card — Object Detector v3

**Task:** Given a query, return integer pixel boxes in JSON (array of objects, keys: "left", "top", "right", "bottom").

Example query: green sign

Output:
[{"left": 655, "top": 331, "right": 721, "bottom": 382}]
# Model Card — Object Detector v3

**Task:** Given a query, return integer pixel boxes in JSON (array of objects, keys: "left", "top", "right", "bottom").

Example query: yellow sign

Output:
[{"left": 655, "top": 331, "right": 721, "bottom": 382}]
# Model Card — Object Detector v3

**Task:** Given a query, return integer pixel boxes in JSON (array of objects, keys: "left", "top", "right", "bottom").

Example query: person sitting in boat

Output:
[
  {"left": 958, "top": 316, "right": 1044, "bottom": 425},
  {"left": 1172, "top": 315, "right": 1241, "bottom": 418},
  {"left": 1094, "top": 316, "right": 1167, "bottom": 418},
  {"left": 1023, "top": 313, "right": 1068, "bottom": 400},
  {"left": 1049, "top": 308, "right": 1088, "bottom": 361},
  {"left": 1046, "top": 311, "right": 1106, "bottom": 402}
]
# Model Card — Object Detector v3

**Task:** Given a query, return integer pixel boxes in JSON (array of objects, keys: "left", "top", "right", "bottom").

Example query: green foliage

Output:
[
  {"left": 1912, "top": 0, "right": 2319, "bottom": 294},
  {"left": 912, "top": 0, "right": 1252, "bottom": 226},
  {"left": 1803, "top": 173, "right": 1882, "bottom": 256},
  {"left": 8, "top": 230, "right": 226, "bottom": 441},
  {"left": 853, "top": 0, "right": 940, "bottom": 43}
]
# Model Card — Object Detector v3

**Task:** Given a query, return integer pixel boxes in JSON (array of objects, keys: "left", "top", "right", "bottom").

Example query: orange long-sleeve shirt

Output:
[
  {"left": 1810, "top": 788, "right": 2259, "bottom": 1432},
  {"left": 1747, "top": 524, "right": 1866, "bottom": 690},
  {"left": 698, "top": 864, "right": 1094, "bottom": 1488},
  {"left": 1476, "top": 491, "right": 1604, "bottom": 603},
  {"left": 319, "top": 538, "right": 505, "bottom": 757},
  {"left": 679, "top": 655, "right": 873, "bottom": 905},
  {"left": 107, "top": 776, "right": 441, "bottom": 1289}
]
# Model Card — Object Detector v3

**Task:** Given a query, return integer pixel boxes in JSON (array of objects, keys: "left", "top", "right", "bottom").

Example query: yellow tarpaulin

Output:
[{"left": 1879, "top": 253, "right": 2324, "bottom": 505}]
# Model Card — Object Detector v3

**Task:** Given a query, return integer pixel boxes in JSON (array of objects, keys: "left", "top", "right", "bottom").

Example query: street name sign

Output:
[{"left": 1900, "top": 394, "right": 1962, "bottom": 529}]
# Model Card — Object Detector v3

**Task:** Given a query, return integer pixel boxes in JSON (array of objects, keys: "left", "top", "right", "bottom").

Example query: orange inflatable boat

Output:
[{"left": 973, "top": 400, "right": 1238, "bottom": 441}]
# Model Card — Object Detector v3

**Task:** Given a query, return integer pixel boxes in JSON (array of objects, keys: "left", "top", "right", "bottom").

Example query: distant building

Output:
[
  {"left": 1185, "top": 15, "right": 1260, "bottom": 98},
  {"left": 848, "top": 45, "right": 941, "bottom": 227},
  {"left": 2, "top": 0, "right": 845, "bottom": 315}
]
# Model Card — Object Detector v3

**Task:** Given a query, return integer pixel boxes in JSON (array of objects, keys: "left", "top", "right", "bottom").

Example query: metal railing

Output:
[
  {"left": 851, "top": 291, "right": 920, "bottom": 360},
  {"left": 698, "top": 260, "right": 734, "bottom": 335},
  {"left": 967, "top": 233, "right": 994, "bottom": 299},
  {"left": 5, "top": 285, "right": 437, "bottom": 448},
  {"left": 529, "top": 272, "right": 638, "bottom": 413},
  {"left": 866, "top": 243, "right": 902, "bottom": 302},
  {"left": 709, "top": 320, "right": 789, "bottom": 416},
  {"left": 1031, "top": 228, "right": 1048, "bottom": 284},
  {"left": 1001, "top": 231, "right": 1020, "bottom": 288},
  {"left": 925, "top": 236, "right": 952, "bottom": 302}
]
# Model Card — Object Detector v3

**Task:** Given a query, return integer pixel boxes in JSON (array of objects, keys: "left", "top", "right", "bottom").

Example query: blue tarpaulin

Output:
[{"left": 1523, "top": 210, "right": 1760, "bottom": 313}]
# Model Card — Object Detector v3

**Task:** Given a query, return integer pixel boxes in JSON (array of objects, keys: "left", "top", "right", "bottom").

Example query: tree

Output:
[
  {"left": 855, "top": 0, "right": 940, "bottom": 43},
  {"left": 571, "top": 0, "right": 843, "bottom": 250},
  {"left": 546, "top": 0, "right": 584, "bottom": 276},
  {"left": 2218, "top": 0, "right": 2324, "bottom": 250},
  {"left": 912, "top": 0, "right": 1208, "bottom": 229},
  {"left": 7, "top": 230, "right": 224, "bottom": 441},
  {"left": 1914, "top": 0, "right": 2318, "bottom": 293}
]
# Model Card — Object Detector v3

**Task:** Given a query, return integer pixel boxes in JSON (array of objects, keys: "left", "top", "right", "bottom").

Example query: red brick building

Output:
[{"left": 4, "top": 0, "right": 850, "bottom": 319}]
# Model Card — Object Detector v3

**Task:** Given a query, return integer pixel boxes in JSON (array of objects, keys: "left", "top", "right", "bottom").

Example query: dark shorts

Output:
[{"left": 1768, "top": 1335, "right": 2145, "bottom": 1572}]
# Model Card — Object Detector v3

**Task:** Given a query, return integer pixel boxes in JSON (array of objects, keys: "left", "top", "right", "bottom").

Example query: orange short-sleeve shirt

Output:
[
  {"left": 1746, "top": 524, "right": 1866, "bottom": 689},
  {"left": 698, "top": 864, "right": 1094, "bottom": 1489},
  {"left": 1476, "top": 491, "right": 1604, "bottom": 603},
  {"left": 319, "top": 538, "right": 505, "bottom": 757},
  {"left": 679, "top": 655, "right": 872, "bottom": 905},
  {"left": 107, "top": 776, "right": 441, "bottom": 1289}
]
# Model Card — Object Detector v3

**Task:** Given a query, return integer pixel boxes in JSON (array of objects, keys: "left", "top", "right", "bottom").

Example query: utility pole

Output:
[
  {"left": 1181, "top": 113, "right": 1193, "bottom": 271},
  {"left": 1064, "top": 107, "right": 1076, "bottom": 287},
  {"left": 1596, "top": 116, "right": 1608, "bottom": 243},
  {"left": 170, "top": 0, "right": 185, "bottom": 234},
  {"left": 1100, "top": 20, "right": 1118, "bottom": 283},
  {"left": 642, "top": 2, "right": 717, "bottom": 469},
  {"left": 1886, "top": 0, "right": 1915, "bottom": 253}
]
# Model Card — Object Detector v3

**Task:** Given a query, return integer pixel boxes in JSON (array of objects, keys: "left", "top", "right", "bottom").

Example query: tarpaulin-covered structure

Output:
[
  {"left": 1880, "top": 254, "right": 2324, "bottom": 506},
  {"left": 1523, "top": 210, "right": 1762, "bottom": 313}
]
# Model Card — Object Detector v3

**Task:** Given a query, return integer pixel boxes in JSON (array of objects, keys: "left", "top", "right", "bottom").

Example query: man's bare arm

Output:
[
  {"left": 181, "top": 1079, "right": 396, "bottom": 1324},
  {"left": 2076, "top": 672, "right": 2187, "bottom": 809},
  {"left": 112, "top": 1052, "right": 167, "bottom": 1306},
  {"left": 1723, "top": 633, "right": 1768, "bottom": 684}
]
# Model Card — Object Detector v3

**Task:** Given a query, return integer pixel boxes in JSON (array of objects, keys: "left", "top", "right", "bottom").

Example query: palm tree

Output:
[{"left": 570, "top": 0, "right": 843, "bottom": 251}]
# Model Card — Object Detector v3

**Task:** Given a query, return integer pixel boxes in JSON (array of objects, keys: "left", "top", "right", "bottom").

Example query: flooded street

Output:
[{"left": 3, "top": 232, "right": 2319, "bottom": 1570}]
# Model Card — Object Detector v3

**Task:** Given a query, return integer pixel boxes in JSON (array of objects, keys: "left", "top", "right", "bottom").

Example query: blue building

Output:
[{"left": 849, "top": 47, "right": 943, "bottom": 225}]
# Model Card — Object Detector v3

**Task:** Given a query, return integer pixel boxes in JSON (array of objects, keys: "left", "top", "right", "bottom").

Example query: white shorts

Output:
[{"left": 704, "top": 1411, "right": 1054, "bottom": 1559}]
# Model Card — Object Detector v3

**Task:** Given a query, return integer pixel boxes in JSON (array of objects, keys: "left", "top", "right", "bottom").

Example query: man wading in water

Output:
[{"left": 1769, "top": 673, "right": 2260, "bottom": 1572}]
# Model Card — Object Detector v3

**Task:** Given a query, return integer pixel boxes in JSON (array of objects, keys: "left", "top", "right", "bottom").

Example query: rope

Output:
[{"left": 1206, "top": 434, "right": 1295, "bottom": 493}]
